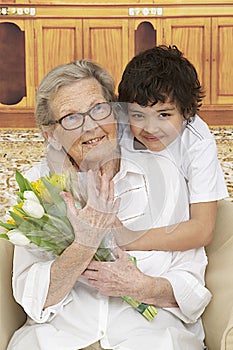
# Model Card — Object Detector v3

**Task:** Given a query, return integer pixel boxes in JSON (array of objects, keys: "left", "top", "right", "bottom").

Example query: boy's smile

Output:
[{"left": 128, "top": 101, "right": 184, "bottom": 152}]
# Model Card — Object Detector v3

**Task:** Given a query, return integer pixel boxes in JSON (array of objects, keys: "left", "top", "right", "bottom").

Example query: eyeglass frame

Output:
[{"left": 48, "top": 101, "right": 113, "bottom": 131}]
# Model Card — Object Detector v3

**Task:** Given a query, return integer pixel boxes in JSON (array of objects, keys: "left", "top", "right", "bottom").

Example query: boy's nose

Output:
[{"left": 144, "top": 117, "right": 160, "bottom": 133}]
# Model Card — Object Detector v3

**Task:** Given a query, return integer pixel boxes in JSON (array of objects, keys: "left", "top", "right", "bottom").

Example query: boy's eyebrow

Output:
[
  {"left": 128, "top": 106, "right": 176, "bottom": 112},
  {"left": 156, "top": 107, "right": 176, "bottom": 112}
]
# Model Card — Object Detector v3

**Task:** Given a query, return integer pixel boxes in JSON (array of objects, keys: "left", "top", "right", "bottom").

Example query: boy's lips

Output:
[{"left": 143, "top": 135, "right": 162, "bottom": 141}]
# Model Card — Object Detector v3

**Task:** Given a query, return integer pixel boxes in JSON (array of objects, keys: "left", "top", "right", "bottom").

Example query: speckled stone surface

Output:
[{"left": 0, "top": 128, "right": 232, "bottom": 217}]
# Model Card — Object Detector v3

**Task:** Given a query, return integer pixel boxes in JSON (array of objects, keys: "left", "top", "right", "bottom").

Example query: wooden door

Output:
[
  {"left": 35, "top": 19, "right": 83, "bottom": 87},
  {"left": 163, "top": 17, "right": 211, "bottom": 105},
  {"left": 212, "top": 17, "right": 233, "bottom": 105},
  {"left": 83, "top": 19, "right": 129, "bottom": 89},
  {"left": 128, "top": 19, "right": 163, "bottom": 60},
  {"left": 0, "top": 19, "right": 35, "bottom": 108}
]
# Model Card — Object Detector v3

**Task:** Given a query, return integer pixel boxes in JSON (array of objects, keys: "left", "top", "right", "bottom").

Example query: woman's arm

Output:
[
  {"left": 44, "top": 171, "right": 120, "bottom": 308},
  {"left": 115, "top": 201, "right": 217, "bottom": 251},
  {"left": 83, "top": 246, "right": 211, "bottom": 321},
  {"left": 83, "top": 248, "right": 177, "bottom": 308},
  {"left": 44, "top": 241, "right": 96, "bottom": 308}
]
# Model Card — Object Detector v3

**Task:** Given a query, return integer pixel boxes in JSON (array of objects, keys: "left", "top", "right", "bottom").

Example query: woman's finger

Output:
[
  {"left": 108, "top": 180, "right": 114, "bottom": 201},
  {"left": 86, "top": 170, "right": 98, "bottom": 206},
  {"left": 99, "top": 173, "right": 109, "bottom": 201},
  {"left": 60, "top": 191, "right": 78, "bottom": 222}
]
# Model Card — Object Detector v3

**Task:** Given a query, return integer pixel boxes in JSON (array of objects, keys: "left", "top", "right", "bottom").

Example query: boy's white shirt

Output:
[{"left": 119, "top": 114, "right": 229, "bottom": 203}]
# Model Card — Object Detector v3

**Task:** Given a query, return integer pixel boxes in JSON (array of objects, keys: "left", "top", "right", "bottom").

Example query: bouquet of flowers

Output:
[{"left": 0, "top": 170, "right": 157, "bottom": 321}]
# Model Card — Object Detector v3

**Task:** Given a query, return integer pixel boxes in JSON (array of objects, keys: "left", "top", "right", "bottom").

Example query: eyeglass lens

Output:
[{"left": 61, "top": 102, "right": 111, "bottom": 130}]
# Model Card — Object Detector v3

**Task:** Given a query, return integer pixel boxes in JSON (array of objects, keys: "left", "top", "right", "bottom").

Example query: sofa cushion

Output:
[
  {"left": 221, "top": 306, "right": 233, "bottom": 350},
  {"left": 203, "top": 200, "right": 233, "bottom": 350},
  {"left": 0, "top": 239, "right": 26, "bottom": 350}
]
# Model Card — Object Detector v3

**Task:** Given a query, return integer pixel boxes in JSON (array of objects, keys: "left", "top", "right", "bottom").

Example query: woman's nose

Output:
[{"left": 82, "top": 114, "right": 99, "bottom": 132}]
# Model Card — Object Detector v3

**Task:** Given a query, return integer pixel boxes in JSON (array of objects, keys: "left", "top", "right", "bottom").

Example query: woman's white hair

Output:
[{"left": 35, "top": 59, "right": 116, "bottom": 128}]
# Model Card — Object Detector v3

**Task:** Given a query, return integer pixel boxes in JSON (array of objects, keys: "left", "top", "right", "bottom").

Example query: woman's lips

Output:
[{"left": 82, "top": 135, "right": 105, "bottom": 145}]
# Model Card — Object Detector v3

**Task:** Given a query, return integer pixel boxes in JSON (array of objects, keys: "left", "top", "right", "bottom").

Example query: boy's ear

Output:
[{"left": 41, "top": 124, "right": 62, "bottom": 151}]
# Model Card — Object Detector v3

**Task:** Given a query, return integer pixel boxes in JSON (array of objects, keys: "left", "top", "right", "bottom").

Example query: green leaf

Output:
[
  {"left": 41, "top": 178, "right": 62, "bottom": 201},
  {"left": 16, "top": 170, "right": 34, "bottom": 192},
  {"left": 9, "top": 212, "right": 37, "bottom": 233},
  {"left": 46, "top": 214, "right": 74, "bottom": 240},
  {"left": 9, "top": 211, "right": 25, "bottom": 226},
  {"left": 0, "top": 234, "right": 9, "bottom": 240},
  {"left": 15, "top": 170, "right": 27, "bottom": 193},
  {"left": 0, "top": 221, "right": 16, "bottom": 230}
]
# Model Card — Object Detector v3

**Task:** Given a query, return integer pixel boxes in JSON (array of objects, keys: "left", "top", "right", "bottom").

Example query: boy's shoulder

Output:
[{"left": 182, "top": 115, "right": 213, "bottom": 144}]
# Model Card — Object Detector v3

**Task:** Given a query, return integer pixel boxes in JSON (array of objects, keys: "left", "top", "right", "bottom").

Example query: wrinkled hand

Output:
[
  {"left": 83, "top": 247, "right": 150, "bottom": 300},
  {"left": 61, "top": 170, "right": 120, "bottom": 248}
]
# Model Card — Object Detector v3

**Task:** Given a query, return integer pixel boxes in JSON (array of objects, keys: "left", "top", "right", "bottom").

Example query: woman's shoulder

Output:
[{"left": 24, "top": 161, "right": 50, "bottom": 182}]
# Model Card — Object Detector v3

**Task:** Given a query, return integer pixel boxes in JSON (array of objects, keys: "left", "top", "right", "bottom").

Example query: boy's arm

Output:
[{"left": 116, "top": 201, "right": 217, "bottom": 251}]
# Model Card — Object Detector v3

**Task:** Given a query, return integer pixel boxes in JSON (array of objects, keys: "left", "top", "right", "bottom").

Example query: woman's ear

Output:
[{"left": 41, "top": 124, "right": 62, "bottom": 151}]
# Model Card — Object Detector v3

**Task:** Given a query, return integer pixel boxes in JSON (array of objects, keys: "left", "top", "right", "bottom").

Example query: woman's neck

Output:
[{"left": 70, "top": 149, "right": 121, "bottom": 181}]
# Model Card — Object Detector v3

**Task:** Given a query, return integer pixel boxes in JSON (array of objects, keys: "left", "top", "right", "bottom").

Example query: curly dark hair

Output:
[{"left": 118, "top": 45, "right": 205, "bottom": 119}]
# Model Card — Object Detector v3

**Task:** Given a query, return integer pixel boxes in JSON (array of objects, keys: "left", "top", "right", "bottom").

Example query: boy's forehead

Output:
[{"left": 128, "top": 100, "right": 177, "bottom": 111}]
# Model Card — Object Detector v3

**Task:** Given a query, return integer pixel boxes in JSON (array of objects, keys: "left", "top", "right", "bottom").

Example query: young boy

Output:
[{"left": 117, "top": 45, "right": 229, "bottom": 251}]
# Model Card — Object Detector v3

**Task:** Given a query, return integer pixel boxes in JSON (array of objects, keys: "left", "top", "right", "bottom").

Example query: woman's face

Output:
[{"left": 49, "top": 78, "right": 118, "bottom": 170}]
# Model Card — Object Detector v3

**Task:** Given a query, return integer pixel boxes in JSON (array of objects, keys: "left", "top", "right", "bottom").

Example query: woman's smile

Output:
[{"left": 82, "top": 135, "right": 106, "bottom": 145}]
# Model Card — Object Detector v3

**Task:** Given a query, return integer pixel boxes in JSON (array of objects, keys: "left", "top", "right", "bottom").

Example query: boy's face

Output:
[{"left": 128, "top": 101, "right": 184, "bottom": 152}]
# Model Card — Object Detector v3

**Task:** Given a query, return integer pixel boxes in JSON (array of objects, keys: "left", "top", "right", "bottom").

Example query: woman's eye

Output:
[
  {"left": 66, "top": 114, "right": 76, "bottom": 121},
  {"left": 93, "top": 104, "right": 104, "bottom": 113},
  {"left": 64, "top": 113, "right": 82, "bottom": 125}
]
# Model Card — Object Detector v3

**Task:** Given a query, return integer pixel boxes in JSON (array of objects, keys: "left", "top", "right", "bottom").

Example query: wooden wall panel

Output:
[
  {"left": 212, "top": 18, "right": 233, "bottom": 105},
  {"left": 163, "top": 18, "right": 211, "bottom": 105},
  {"left": 83, "top": 19, "right": 129, "bottom": 88},
  {"left": 35, "top": 19, "right": 83, "bottom": 85}
]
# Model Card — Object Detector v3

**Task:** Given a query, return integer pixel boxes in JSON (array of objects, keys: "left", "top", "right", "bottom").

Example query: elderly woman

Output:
[{"left": 7, "top": 60, "right": 211, "bottom": 350}]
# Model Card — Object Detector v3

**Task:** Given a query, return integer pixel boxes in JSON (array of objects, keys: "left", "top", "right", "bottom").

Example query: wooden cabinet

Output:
[
  {"left": 163, "top": 17, "right": 211, "bottom": 105},
  {"left": 212, "top": 17, "right": 233, "bottom": 105},
  {"left": 128, "top": 19, "right": 163, "bottom": 58},
  {"left": 129, "top": 16, "right": 233, "bottom": 120},
  {"left": 0, "top": 19, "right": 35, "bottom": 109},
  {"left": 83, "top": 19, "right": 129, "bottom": 88},
  {"left": 0, "top": 3, "right": 233, "bottom": 126},
  {"left": 35, "top": 19, "right": 83, "bottom": 87},
  {"left": 163, "top": 17, "right": 233, "bottom": 110}
]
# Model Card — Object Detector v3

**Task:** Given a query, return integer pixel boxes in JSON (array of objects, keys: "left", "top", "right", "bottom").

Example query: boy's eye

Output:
[
  {"left": 130, "top": 113, "right": 144, "bottom": 120},
  {"left": 159, "top": 113, "right": 170, "bottom": 119}
]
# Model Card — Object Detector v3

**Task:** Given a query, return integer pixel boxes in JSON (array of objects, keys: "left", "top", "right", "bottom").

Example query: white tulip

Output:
[
  {"left": 22, "top": 199, "right": 45, "bottom": 219},
  {"left": 24, "top": 190, "right": 40, "bottom": 203},
  {"left": 8, "top": 229, "right": 30, "bottom": 246}
]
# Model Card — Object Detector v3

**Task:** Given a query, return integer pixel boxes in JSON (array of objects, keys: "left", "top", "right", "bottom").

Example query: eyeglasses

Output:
[{"left": 50, "top": 102, "right": 112, "bottom": 131}]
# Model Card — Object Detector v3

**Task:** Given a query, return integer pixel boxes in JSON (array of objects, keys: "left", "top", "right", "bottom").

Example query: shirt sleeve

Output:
[
  {"left": 184, "top": 139, "right": 228, "bottom": 203},
  {"left": 162, "top": 248, "right": 212, "bottom": 323},
  {"left": 12, "top": 246, "right": 72, "bottom": 323}
]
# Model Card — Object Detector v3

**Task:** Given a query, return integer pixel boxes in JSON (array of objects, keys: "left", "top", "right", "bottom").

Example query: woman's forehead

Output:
[{"left": 51, "top": 79, "right": 105, "bottom": 115}]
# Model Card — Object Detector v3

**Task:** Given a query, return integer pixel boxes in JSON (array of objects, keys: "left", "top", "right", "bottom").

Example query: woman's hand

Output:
[
  {"left": 83, "top": 248, "right": 150, "bottom": 299},
  {"left": 83, "top": 247, "right": 177, "bottom": 307},
  {"left": 61, "top": 170, "right": 120, "bottom": 249}
]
